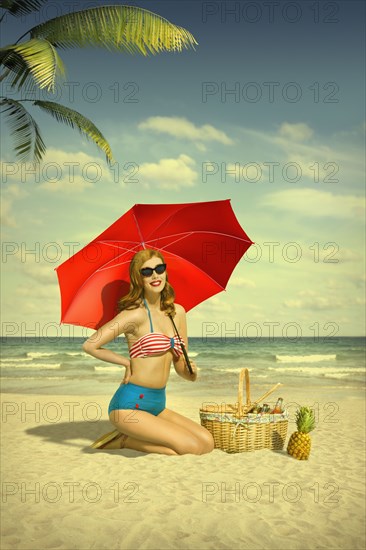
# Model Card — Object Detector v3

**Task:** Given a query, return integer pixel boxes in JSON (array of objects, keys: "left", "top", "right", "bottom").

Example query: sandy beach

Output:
[{"left": 1, "top": 386, "right": 365, "bottom": 550}]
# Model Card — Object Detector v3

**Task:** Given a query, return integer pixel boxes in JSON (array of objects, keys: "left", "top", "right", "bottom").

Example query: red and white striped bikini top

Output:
[{"left": 128, "top": 299, "right": 184, "bottom": 359}]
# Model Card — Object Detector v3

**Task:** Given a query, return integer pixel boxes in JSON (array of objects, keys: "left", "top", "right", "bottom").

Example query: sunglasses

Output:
[{"left": 140, "top": 263, "right": 167, "bottom": 278}]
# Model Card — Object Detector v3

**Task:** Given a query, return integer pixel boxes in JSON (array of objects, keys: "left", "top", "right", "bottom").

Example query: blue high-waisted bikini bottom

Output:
[{"left": 108, "top": 382, "right": 166, "bottom": 416}]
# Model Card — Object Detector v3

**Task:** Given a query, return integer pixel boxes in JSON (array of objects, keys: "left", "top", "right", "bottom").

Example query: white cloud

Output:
[
  {"left": 229, "top": 277, "right": 256, "bottom": 288},
  {"left": 349, "top": 274, "right": 366, "bottom": 288},
  {"left": 138, "top": 116, "right": 234, "bottom": 148},
  {"left": 284, "top": 296, "right": 343, "bottom": 310},
  {"left": 0, "top": 183, "right": 28, "bottom": 227},
  {"left": 236, "top": 125, "right": 364, "bottom": 184},
  {"left": 8, "top": 238, "right": 79, "bottom": 267},
  {"left": 338, "top": 249, "right": 364, "bottom": 262},
  {"left": 198, "top": 295, "right": 233, "bottom": 314},
  {"left": 38, "top": 149, "right": 116, "bottom": 193},
  {"left": 278, "top": 122, "right": 314, "bottom": 142},
  {"left": 284, "top": 289, "right": 365, "bottom": 311},
  {"left": 1, "top": 197, "right": 16, "bottom": 228},
  {"left": 138, "top": 154, "right": 197, "bottom": 190},
  {"left": 22, "top": 263, "right": 58, "bottom": 285},
  {"left": 224, "top": 118, "right": 353, "bottom": 183},
  {"left": 331, "top": 121, "right": 366, "bottom": 141},
  {"left": 2, "top": 149, "right": 116, "bottom": 194},
  {"left": 7, "top": 250, "right": 58, "bottom": 284},
  {"left": 283, "top": 289, "right": 347, "bottom": 310},
  {"left": 271, "top": 129, "right": 349, "bottom": 182},
  {"left": 262, "top": 188, "right": 365, "bottom": 219},
  {"left": 16, "top": 284, "right": 58, "bottom": 299},
  {"left": 195, "top": 142, "right": 208, "bottom": 152}
]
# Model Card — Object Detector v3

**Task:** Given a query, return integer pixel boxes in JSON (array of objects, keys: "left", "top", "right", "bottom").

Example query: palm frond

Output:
[
  {"left": 0, "top": 0, "right": 48, "bottom": 17},
  {"left": 0, "top": 38, "right": 66, "bottom": 92},
  {"left": 0, "top": 98, "right": 46, "bottom": 162},
  {"left": 29, "top": 5, "right": 198, "bottom": 55},
  {"left": 34, "top": 100, "right": 115, "bottom": 165}
]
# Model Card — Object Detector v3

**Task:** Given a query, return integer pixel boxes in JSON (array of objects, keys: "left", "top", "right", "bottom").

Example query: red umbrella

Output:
[{"left": 55, "top": 199, "right": 254, "bottom": 331}]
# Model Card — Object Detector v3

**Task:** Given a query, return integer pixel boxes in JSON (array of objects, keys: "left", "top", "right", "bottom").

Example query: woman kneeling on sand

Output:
[{"left": 83, "top": 249, "right": 214, "bottom": 456}]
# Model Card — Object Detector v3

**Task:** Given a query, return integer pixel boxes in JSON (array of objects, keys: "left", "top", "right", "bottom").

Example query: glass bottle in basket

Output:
[{"left": 271, "top": 397, "right": 284, "bottom": 414}]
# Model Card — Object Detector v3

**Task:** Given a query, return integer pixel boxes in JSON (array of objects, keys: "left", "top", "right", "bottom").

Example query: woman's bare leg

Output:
[
  {"left": 158, "top": 408, "right": 215, "bottom": 452},
  {"left": 102, "top": 432, "right": 178, "bottom": 455},
  {"left": 108, "top": 408, "right": 209, "bottom": 455}
]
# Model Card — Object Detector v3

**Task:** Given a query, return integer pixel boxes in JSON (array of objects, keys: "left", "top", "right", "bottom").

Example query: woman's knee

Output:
[
  {"left": 175, "top": 434, "right": 214, "bottom": 455},
  {"left": 200, "top": 430, "right": 215, "bottom": 453},
  {"left": 190, "top": 426, "right": 214, "bottom": 454},
  {"left": 174, "top": 436, "right": 202, "bottom": 455}
]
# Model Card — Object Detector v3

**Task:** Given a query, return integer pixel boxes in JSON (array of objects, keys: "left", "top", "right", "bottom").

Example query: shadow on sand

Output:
[{"left": 25, "top": 421, "right": 146, "bottom": 457}]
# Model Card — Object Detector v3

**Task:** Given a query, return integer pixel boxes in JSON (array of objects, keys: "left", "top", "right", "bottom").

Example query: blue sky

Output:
[{"left": 1, "top": 0, "right": 365, "bottom": 337}]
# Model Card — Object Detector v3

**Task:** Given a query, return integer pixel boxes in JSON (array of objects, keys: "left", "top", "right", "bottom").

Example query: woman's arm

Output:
[
  {"left": 82, "top": 310, "right": 133, "bottom": 368},
  {"left": 174, "top": 358, "right": 198, "bottom": 381},
  {"left": 172, "top": 305, "right": 197, "bottom": 382}
]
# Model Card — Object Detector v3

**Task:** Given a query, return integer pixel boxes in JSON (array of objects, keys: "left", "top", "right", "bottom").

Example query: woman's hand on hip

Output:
[{"left": 120, "top": 364, "right": 132, "bottom": 385}]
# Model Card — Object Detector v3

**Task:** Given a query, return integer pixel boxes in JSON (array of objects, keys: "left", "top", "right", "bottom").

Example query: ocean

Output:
[{"left": 1, "top": 337, "right": 365, "bottom": 402}]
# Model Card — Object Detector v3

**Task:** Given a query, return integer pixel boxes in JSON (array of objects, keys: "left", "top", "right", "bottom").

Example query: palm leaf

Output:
[
  {"left": 0, "top": 98, "right": 46, "bottom": 162},
  {"left": 0, "top": 0, "right": 48, "bottom": 16},
  {"left": 28, "top": 5, "right": 198, "bottom": 55},
  {"left": 34, "top": 100, "right": 114, "bottom": 165},
  {"left": 0, "top": 38, "right": 66, "bottom": 92}
]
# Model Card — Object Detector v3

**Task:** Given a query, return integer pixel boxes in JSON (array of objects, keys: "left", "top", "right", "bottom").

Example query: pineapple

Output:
[{"left": 287, "top": 406, "right": 315, "bottom": 460}]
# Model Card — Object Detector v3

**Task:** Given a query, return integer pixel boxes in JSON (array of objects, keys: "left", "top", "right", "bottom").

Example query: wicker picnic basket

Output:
[{"left": 199, "top": 368, "right": 289, "bottom": 453}]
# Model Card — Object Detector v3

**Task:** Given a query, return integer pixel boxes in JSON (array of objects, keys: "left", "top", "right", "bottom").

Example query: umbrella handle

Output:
[{"left": 168, "top": 315, "right": 194, "bottom": 375}]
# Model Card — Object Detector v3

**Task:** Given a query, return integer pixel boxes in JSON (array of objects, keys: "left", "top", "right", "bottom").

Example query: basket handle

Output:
[{"left": 237, "top": 368, "right": 250, "bottom": 416}]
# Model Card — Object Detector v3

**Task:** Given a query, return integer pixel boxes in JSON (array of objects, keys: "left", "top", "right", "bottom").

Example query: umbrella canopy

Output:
[{"left": 55, "top": 199, "right": 254, "bottom": 329}]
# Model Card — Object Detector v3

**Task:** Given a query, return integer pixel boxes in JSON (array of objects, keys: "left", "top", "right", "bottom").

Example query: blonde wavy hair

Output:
[{"left": 117, "top": 249, "right": 176, "bottom": 317}]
